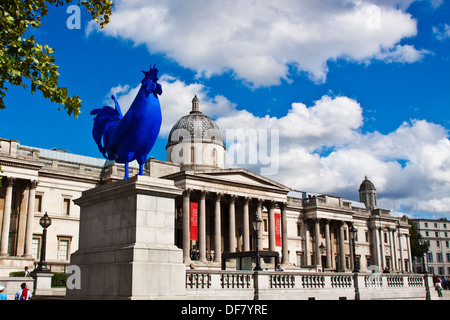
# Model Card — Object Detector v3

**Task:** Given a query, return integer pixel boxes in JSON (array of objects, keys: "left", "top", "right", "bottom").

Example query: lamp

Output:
[
  {"left": 252, "top": 215, "right": 262, "bottom": 271},
  {"left": 319, "top": 243, "right": 325, "bottom": 255},
  {"left": 35, "top": 212, "right": 52, "bottom": 272},
  {"left": 418, "top": 235, "right": 428, "bottom": 274},
  {"left": 349, "top": 225, "right": 359, "bottom": 273}
]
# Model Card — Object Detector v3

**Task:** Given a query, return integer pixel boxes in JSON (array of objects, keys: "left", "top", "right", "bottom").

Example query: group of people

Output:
[
  {"left": 0, "top": 266, "right": 32, "bottom": 300},
  {"left": 0, "top": 283, "right": 32, "bottom": 300},
  {"left": 435, "top": 276, "right": 448, "bottom": 298}
]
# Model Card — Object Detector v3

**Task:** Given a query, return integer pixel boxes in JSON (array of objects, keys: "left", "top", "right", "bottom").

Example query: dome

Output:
[
  {"left": 359, "top": 176, "right": 376, "bottom": 192},
  {"left": 166, "top": 96, "right": 224, "bottom": 149}
]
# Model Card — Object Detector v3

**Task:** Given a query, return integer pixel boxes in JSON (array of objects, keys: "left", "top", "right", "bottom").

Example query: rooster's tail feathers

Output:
[{"left": 90, "top": 106, "right": 122, "bottom": 159}]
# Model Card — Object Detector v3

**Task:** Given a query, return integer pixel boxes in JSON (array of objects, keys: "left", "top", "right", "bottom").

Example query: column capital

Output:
[
  {"left": 29, "top": 180, "right": 39, "bottom": 189},
  {"left": 278, "top": 202, "right": 287, "bottom": 210},
  {"left": 183, "top": 188, "right": 193, "bottom": 197},
  {"left": 256, "top": 198, "right": 264, "bottom": 206},
  {"left": 200, "top": 190, "right": 208, "bottom": 199},
  {"left": 215, "top": 192, "right": 223, "bottom": 201},
  {"left": 267, "top": 200, "right": 276, "bottom": 209},
  {"left": 229, "top": 194, "right": 237, "bottom": 203},
  {"left": 4, "top": 177, "right": 15, "bottom": 187}
]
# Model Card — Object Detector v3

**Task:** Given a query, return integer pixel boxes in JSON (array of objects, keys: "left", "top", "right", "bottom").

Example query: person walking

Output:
[{"left": 436, "top": 280, "right": 443, "bottom": 297}]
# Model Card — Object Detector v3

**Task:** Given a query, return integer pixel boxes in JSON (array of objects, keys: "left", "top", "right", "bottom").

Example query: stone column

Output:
[
  {"left": 182, "top": 188, "right": 192, "bottom": 263},
  {"left": 388, "top": 227, "right": 395, "bottom": 271},
  {"left": 314, "top": 219, "right": 321, "bottom": 266},
  {"left": 0, "top": 177, "right": 14, "bottom": 256},
  {"left": 198, "top": 190, "right": 207, "bottom": 262},
  {"left": 256, "top": 199, "right": 263, "bottom": 250},
  {"left": 268, "top": 201, "right": 276, "bottom": 252},
  {"left": 228, "top": 195, "right": 237, "bottom": 253},
  {"left": 324, "top": 219, "right": 331, "bottom": 269},
  {"left": 379, "top": 227, "right": 385, "bottom": 270},
  {"left": 392, "top": 228, "right": 398, "bottom": 271},
  {"left": 406, "top": 234, "right": 412, "bottom": 272},
  {"left": 398, "top": 229, "right": 404, "bottom": 272},
  {"left": 372, "top": 225, "right": 380, "bottom": 268},
  {"left": 23, "top": 180, "right": 38, "bottom": 258},
  {"left": 242, "top": 197, "right": 250, "bottom": 252},
  {"left": 280, "top": 202, "right": 289, "bottom": 265},
  {"left": 214, "top": 193, "right": 222, "bottom": 263},
  {"left": 338, "top": 222, "right": 346, "bottom": 271}
]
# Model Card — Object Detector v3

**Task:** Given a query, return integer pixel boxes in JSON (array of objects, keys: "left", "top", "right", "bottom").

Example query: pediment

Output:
[{"left": 192, "top": 168, "right": 292, "bottom": 193}]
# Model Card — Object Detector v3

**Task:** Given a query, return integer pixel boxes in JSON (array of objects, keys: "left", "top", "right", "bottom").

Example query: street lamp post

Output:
[
  {"left": 349, "top": 225, "right": 359, "bottom": 273},
  {"left": 252, "top": 215, "right": 262, "bottom": 271},
  {"left": 35, "top": 212, "right": 52, "bottom": 272},
  {"left": 418, "top": 235, "right": 428, "bottom": 274},
  {"left": 319, "top": 243, "right": 326, "bottom": 270}
]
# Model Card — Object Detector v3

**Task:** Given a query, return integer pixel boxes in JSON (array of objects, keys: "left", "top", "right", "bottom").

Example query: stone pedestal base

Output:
[
  {"left": 65, "top": 176, "right": 185, "bottom": 300},
  {"left": 31, "top": 271, "right": 54, "bottom": 296}
]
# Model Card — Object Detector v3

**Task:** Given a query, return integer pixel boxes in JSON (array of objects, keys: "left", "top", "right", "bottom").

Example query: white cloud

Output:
[
  {"left": 89, "top": 0, "right": 425, "bottom": 87},
  {"left": 107, "top": 73, "right": 450, "bottom": 216},
  {"left": 433, "top": 23, "right": 450, "bottom": 41}
]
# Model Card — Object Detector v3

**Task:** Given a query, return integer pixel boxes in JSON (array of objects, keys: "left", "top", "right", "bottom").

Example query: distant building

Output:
[
  {"left": 412, "top": 218, "right": 450, "bottom": 275},
  {"left": 0, "top": 96, "right": 413, "bottom": 276}
]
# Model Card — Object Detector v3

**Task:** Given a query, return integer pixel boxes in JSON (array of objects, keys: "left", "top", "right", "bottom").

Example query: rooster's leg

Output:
[{"left": 124, "top": 162, "right": 129, "bottom": 179}]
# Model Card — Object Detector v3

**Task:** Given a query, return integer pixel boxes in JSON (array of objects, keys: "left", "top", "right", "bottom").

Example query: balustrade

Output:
[{"left": 184, "top": 270, "right": 435, "bottom": 300}]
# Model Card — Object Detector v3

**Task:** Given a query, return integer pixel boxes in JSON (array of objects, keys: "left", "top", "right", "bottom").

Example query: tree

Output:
[
  {"left": 406, "top": 216, "right": 430, "bottom": 258},
  {"left": 0, "top": 0, "right": 114, "bottom": 117}
]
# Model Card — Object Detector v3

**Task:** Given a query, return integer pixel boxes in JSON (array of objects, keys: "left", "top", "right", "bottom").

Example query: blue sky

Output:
[{"left": 2, "top": 0, "right": 450, "bottom": 219}]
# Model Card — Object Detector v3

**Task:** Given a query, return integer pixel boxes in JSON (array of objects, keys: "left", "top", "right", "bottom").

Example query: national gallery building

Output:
[{"left": 0, "top": 97, "right": 413, "bottom": 276}]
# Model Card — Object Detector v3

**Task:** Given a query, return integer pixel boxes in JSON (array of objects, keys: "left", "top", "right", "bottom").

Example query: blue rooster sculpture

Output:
[{"left": 90, "top": 65, "right": 162, "bottom": 179}]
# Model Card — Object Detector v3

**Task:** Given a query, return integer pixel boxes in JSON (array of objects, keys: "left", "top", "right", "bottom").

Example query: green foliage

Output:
[
  {"left": 0, "top": 0, "right": 114, "bottom": 117},
  {"left": 51, "top": 272, "right": 67, "bottom": 288},
  {"left": 407, "top": 217, "right": 430, "bottom": 257},
  {"left": 9, "top": 271, "right": 26, "bottom": 277}
]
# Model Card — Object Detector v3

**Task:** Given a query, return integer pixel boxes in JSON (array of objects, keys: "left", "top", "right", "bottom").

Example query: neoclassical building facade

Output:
[{"left": 0, "top": 96, "right": 413, "bottom": 276}]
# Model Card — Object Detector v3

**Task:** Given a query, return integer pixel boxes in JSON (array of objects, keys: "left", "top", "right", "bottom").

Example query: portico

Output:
[{"left": 165, "top": 168, "right": 291, "bottom": 266}]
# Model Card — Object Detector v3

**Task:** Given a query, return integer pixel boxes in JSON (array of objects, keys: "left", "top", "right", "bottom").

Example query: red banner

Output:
[
  {"left": 275, "top": 212, "right": 281, "bottom": 247},
  {"left": 190, "top": 202, "right": 198, "bottom": 241}
]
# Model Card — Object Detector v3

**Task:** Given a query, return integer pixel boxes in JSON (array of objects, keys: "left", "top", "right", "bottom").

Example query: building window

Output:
[
  {"left": 437, "top": 252, "right": 443, "bottom": 262},
  {"left": 190, "top": 146, "right": 195, "bottom": 164},
  {"left": 427, "top": 252, "right": 433, "bottom": 262},
  {"left": 365, "top": 232, "right": 369, "bottom": 242},
  {"left": 58, "top": 237, "right": 71, "bottom": 261},
  {"left": 211, "top": 149, "right": 217, "bottom": 166},
  {"left": 32, "top": 236, "right": 41, "bottom": 260},
  {"left": 435, "top": 232, "right": 439, "bottom": 237},
  {"left": 384, "top": 232, "right": 388, "bottom": 243},
  {"left": 437, "top": 240, "right": 440, "bottom": 248},
  {"left": 35, "top": 195, "right": 43, "bottom": 212},
  {"left": 63, "top": 198, "right": 71, "bottom": 215}
]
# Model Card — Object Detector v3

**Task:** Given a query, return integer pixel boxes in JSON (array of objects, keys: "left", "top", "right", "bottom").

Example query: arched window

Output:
[{"left": 211, "top": 148, "right": 217, "bottom": 166}]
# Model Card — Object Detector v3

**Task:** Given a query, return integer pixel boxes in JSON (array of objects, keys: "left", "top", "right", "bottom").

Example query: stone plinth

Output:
[{"left": 65, "top": 175, "right": 185, "bottom": 300}]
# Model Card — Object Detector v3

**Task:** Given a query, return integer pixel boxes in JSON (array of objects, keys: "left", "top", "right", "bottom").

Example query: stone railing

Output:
[{"left": 185, "top": 270, "right": 437, "bottom": 300}]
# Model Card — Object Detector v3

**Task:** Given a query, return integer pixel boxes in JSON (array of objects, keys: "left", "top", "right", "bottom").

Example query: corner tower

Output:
[
  {"left": 359, "top": 176, "right": 377, "bottom": 210},
  {"left": 166, "top": 96, "right": 225, "bottom": 170}
]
